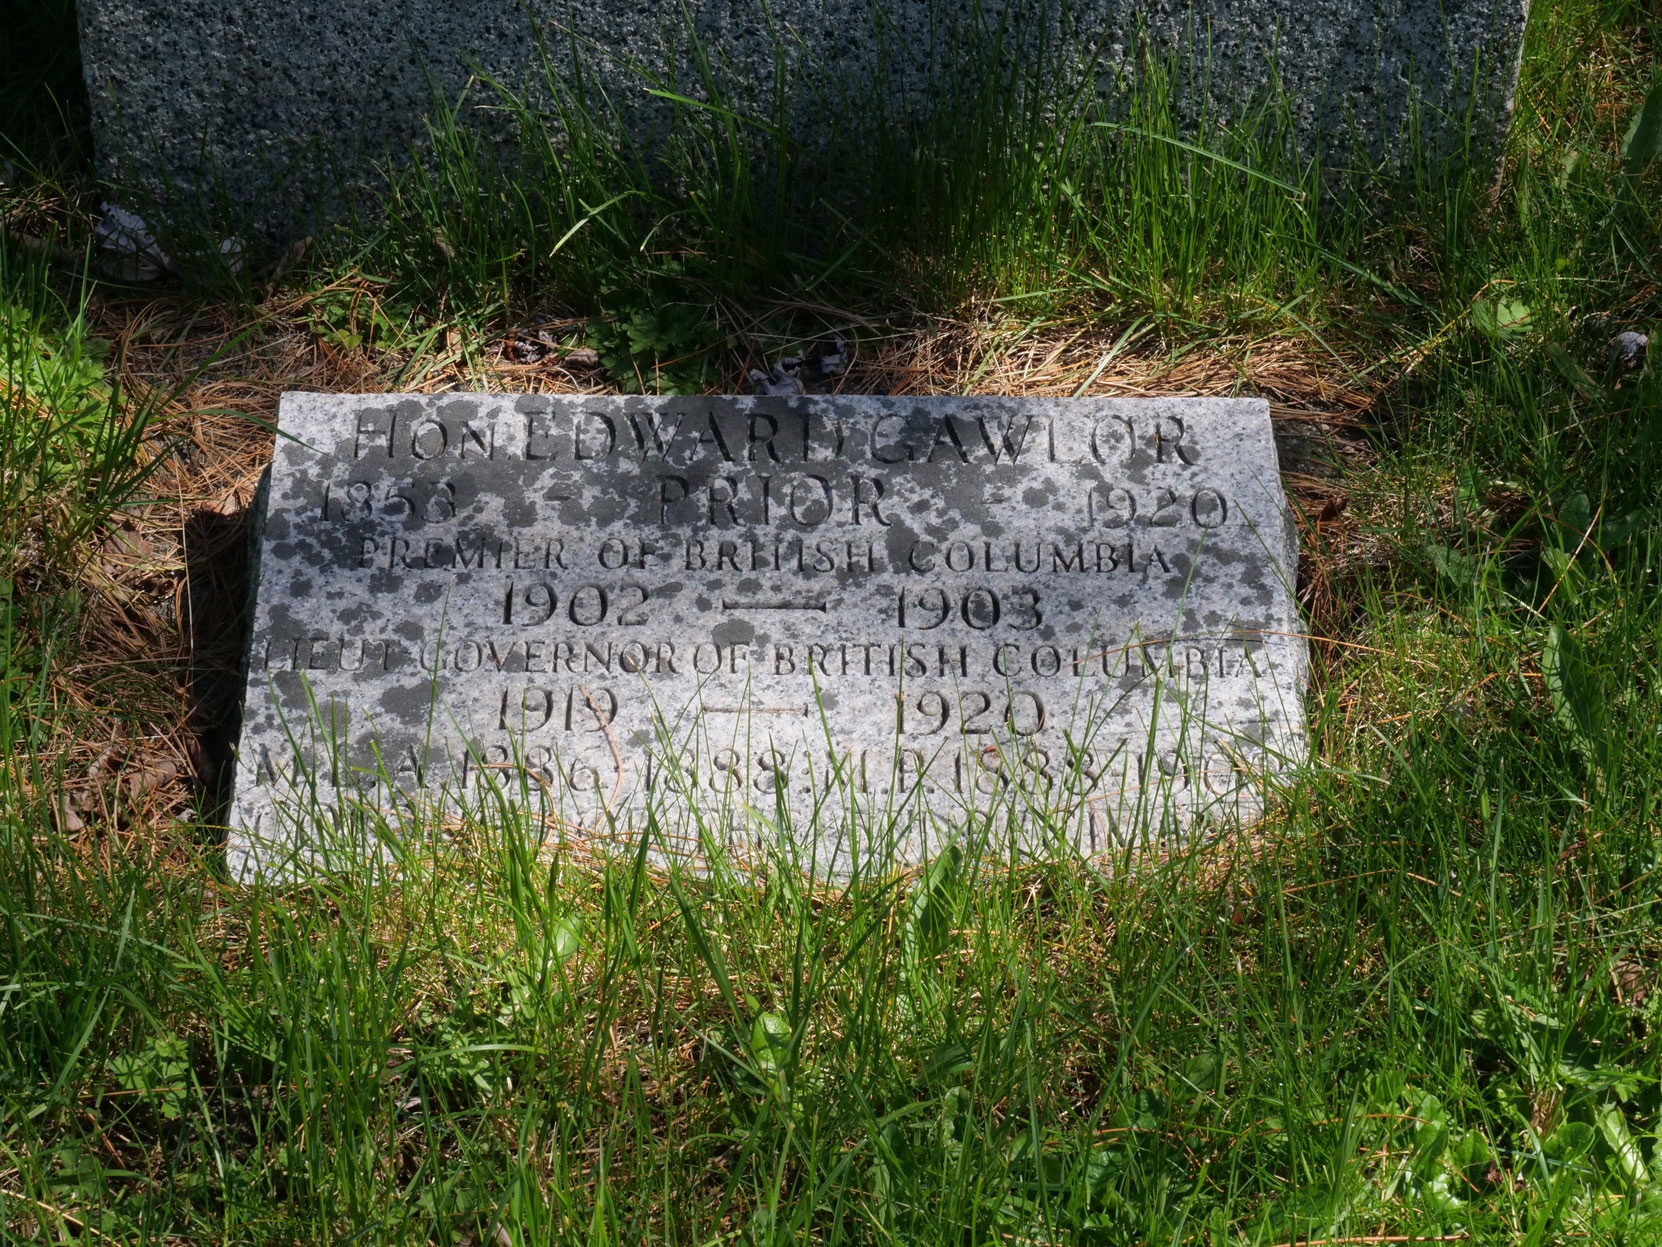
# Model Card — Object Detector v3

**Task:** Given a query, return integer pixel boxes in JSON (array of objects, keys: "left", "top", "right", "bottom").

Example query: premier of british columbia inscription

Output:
[{"left": 229, "top": 393, "right": 1307, "bottom": 879}]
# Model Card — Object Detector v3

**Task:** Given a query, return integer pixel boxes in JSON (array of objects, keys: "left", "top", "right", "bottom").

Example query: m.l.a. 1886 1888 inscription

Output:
[{"left": 228, "top": 393, "right": 1306, "bottom": 879}]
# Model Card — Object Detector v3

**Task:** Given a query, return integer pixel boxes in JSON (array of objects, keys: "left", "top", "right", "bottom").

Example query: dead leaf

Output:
[
  {"left": 270, "top": 234, "right": 312, "bottom": 282},
  {"left": 54, "top": 793, "right": 86, "bottom": 833},
  {"left": 96, "top": 526, "right": 153, "bottom": 582},
  {"left": 125, "top": 759, "right": 182, "bottom": 803},
  {"left": 1614, "top": 959, "right": 1651, "bottom": 1006}
]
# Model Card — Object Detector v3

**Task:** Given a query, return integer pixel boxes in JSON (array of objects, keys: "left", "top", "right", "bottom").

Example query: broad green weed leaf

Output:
[
  {"left": 1428, "top": 543, "right": 1482, "bottom": 593},
  {"left": 1128, "top": 1088, "right": 1167, "bottom": 1131},
  {"left": 1597, "top": 1105, "right": 1649, "bottom": 1189},
  {"left": 1369, "top": 1069, "right": 1409, "bottom": 1109},
  {"left": 749, "top": 1011, "right": 791, "bottom": 1078},
  {"left": 1454, "top": 464, "right": 1485, "bottom": 520},
  {"left": 1543, "top": 1119, "right": 1595, "bottom": 1165},
  {"left": 1409, "top": 1091, "right": 1451, "bottom": 1179},
  {"left": 1622, "top": 75, "right": 1662, "bottom": 178},
  {"left": 1547, "top": 344, "right": 1602, "bottom": 399},
  {"left": 1541, "top": 547, "right": 1574, "bottom": 579},
  {"left": 108, "top": 1034, "right": 191, "bottom": 1121},
  {"left": 922, "top": 1041, "right": 974, "bottom": 1085},
  {"left": 1600, "top": 508, "right": 1655, "bottom": 549},
  {"left": 905, "top": 845, "right": 963, "bottom": 962},
  {"left": 1558, "top": 492, "right": 1593, "bottom": 539},
  {"left": 879, "top": 1119, "right": 919, "bottom": 1180},
  {"left": 742, "top": 1208, "right": 775, "bottom": 1245},
  {"left": 1420, "top": 1170, "right": 1466, "bottom": 1217},
  {"left": 550, "top": 912, "right": 583, "bottom": 966},
  {"left": 1448, "top": 1131, "right": 1493, "bottom": 1181},
  {"left": 1472, "top": 296, "right": 1533, "bottom": 342},
  {"left": 1556, "top": 147, "right": 1582, "bottom": 188},
  {"left": 1543, "top": 625, "right": 1608, "bottom": 773},
  {"left": 1180, "top": 1051, "right": 1225, "bottom": 1097}
]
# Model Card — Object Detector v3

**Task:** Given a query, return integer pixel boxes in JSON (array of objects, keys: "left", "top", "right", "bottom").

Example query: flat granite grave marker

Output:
[{"left": 229, "top": 394, "right": 1307, "bottom": 880}]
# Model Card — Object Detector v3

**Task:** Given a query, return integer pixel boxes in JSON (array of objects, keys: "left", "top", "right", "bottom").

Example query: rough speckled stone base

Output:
[
  {"left": 228, "top": 393, "right": 1306, "bottom": 880},
  {"left": 78, "top": 0, "right": 1527, "bottom": 238}
]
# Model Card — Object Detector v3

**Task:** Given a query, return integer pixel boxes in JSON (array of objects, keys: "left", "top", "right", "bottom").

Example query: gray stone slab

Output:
[
  {"left": 229, "top": 393, "right": 1307, "bottom": 880},
  {"left": 78, "top": 0, "right": 1527, "bottom": 239}
]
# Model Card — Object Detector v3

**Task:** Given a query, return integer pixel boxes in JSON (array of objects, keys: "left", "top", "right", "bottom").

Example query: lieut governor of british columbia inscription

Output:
[{"left": 229, "top": 393, "right": 1307, "bottom": 879}]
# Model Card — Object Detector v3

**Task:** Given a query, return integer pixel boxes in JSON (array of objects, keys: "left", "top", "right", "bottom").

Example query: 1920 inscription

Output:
[{"left": 230, "top": 394, "right": 1306, "bottom": 880}]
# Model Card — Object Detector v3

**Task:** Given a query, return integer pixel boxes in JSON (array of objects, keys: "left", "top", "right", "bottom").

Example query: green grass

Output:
[
  {"left": 346, "top": 23, "right": 1360, "bottom": 390},
  {"left": 0, "top": 240, "right": 165, "bottom": 788},
  {"left": 2, "top": 0, "right": 1661, "bottom": 1241}
]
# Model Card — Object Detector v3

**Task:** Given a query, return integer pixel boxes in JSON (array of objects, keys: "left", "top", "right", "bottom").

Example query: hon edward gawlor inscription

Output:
[{"left": 229, "top": 393, "right": 1307, "bottom": 880}]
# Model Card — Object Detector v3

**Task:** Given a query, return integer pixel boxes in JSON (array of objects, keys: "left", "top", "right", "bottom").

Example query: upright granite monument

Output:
[
  {"left": 230, "top": 394, "right": 1306, "bottom": 880},
  {"left": 78, "top": 0, "right": 1528, "bottom": 238}
]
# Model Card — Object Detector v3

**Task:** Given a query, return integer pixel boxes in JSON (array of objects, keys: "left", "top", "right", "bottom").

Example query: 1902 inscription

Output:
[{"left": 230, "top": 394, "right": 1306, "bottom": 879}]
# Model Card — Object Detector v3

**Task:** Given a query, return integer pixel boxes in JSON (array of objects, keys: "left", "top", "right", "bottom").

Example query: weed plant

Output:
[
  {"left": 0, "top": 243, "right": 165, "bottom": 798},
  {"left": 1, "top": 0, "right": 1661, "bottom": 1241}
]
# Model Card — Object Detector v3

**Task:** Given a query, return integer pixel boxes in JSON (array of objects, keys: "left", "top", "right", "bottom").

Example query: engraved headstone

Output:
[
  {"left": 79, "top": 0, "right": 1528, "bottom": 241},
  {"left": 230, "top": 394, "right": 1307, "bottom": 880}
]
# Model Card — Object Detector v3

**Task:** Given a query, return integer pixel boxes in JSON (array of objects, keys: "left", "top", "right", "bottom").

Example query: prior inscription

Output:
[{"left": 230, "top": 394, "right": 1306, "bottom": 878}]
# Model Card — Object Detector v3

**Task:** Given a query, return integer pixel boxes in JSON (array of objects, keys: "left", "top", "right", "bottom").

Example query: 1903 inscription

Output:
[{"left": 230, "top": 393, "right": 1306, "bottom": 879}]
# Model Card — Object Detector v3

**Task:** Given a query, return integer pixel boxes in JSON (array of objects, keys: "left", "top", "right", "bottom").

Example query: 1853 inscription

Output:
[{"left": 229, "top": 394, "right": 1306, "bottom": 879}]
